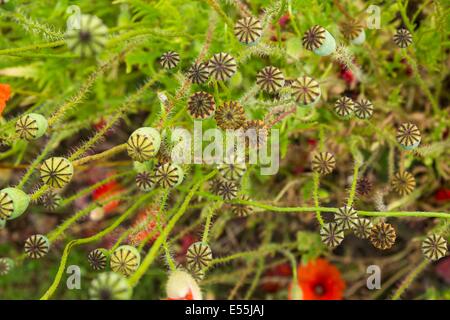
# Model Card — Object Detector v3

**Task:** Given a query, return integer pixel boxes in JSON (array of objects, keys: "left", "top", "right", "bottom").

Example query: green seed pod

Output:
[
  {"left": 24, "top": 234, "right": 50, "bottom": 259},
  {"left": 421, "top": 234, "right": 448, "bottom": 261},
  {"left": 303, "top": 25, "right": 336, "bottom": 56},
  {"left": 334, "top": 96, "right": 355, "bottom": 118},
  {"left": 110, "top": 245, "right": 141, "bottom": 276},
  {"left": 15, "top": 113, "right": 48, "bottom": 141},
  {"left": 291, "top": 76, "right": 321, "bottom": 107},
  {"left": 320, "top": 222, "right": 344, "bottom": 248},
  {"left": 186, "top": 242, "right": 213, "bottom": 271},
  {"left": 340, "top": 20, "right": 365, "bottom": 45},
  {"left": 90, "top": 272, "right": 132, "bottom": 300},
  {"left": 334, "top": 205, "right": 358, "bottom": 230},
  {"left": 0, "top": 187, "right": 30, "bottom": 220},
  {"left": 256, "top": 66, "right": 285, "bottom": 93},
  {"left": 40, "top": 157, "right": 74, "bottom": 188},
  {"left": 154, "top": 163, "right": 184, "bottom": 188},
  {"left": 0, "top": 219, "right": 5, "bottom": 229},
  {"left": 65, "top": 14, "right": 108, "bottom": 57},
  {"left": 311, "top": 152, "right": 336, "bottom": 175},
  {"left": 393, "top": 28, "right": 412, "bottom": 48},
  {"left": 217, "top": 155, "right": 246, "bottom": 181},
  {"left": 208, "top": 53, "right": 237, "bottom": 81},
  {"left": 234, "top": 16, "right": 262, "bottom": 45},
  {"left": 354, "top": 99, "right": 374, "bottom": 119},
  {"left": 352, "top": 218, "right": 373, "bottom": 239},
  {"left": 396, "top": 123, "right": 421, "bottom": 150},
  {"left": 127, "top": 127, "right": 161, "bottom": 162},
  {"left": 187, "top": 91, "right": 216, "bottom": 119},
  {"left": 160, "top": 51, "right": 180, "bottom": 69},
  {"left": 0, "top": 257, "right": 14, "bottom": 276},
  {"left": 88, "top": 248, "right": 108, "bottom": 270}
]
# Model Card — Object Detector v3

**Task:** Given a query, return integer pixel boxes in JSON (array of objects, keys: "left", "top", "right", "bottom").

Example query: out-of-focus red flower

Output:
[
  {"left": 278, "top": 14, "right": 290, "bottom": 28},
  {"left": 167, "top": 291, "right": 193, "bottom": 300},
  {"left": 128, "top": 208, "right": 161, "bottom": 246},
  {"left": 93, "top": 118, "right": 107, "bottom": 131},
  {"left": 0, "top": 83, "right": 11, "bottom": 116},
  {"left": 339, "top": 67, "right": 356, "bottom": 86},
  {"left": 261, "top": 263, "right": 292, "bottom": 293},
  {"left": 400, "top": 58, "right": 413, "bottom": 77},
  {"left": 436, "top": 257, "right": 450, "bottom": 284},
  {"left": 294, "top": 258, "right": 345, "bottom": 300},
  {"left": 176, "top": 234, "right": 197, "bottom": 262},
  {"left": 434, "top": 188, "right": 450, "bottom": 202},
  {"left": 92, "top": 179, "right": 124, "bottom": 215},
  {"left": 307, "top": 138, "right": 317, "bottom": 148}
]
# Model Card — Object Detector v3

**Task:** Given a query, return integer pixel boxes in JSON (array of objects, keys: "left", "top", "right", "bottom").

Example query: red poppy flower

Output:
[
  {"left": 92, "top": 180, "right": 124, "bottom": 214},
  {"left": 261, "top": 263, "right": 292, "bottom": 293},
  {"left": 128, "top": 208, "right": 161, "bottom": 246},
  {"left": 339, "top": 67, "right": 356, "bottom": 86},
  {"left": 295, "top": 258, "right": 345, "bottom": 300},
  {"left": 278, "top": 14, "right": 290, "bottom": 28},
  {"left": 434, "top": 188, "right": 450, "bottom": 202},
  {"left": 167, "top": 290, "right": 194, "bottom": 300},
  {"left": 0, "top": 83, "right": 11, "bottom": 116}
]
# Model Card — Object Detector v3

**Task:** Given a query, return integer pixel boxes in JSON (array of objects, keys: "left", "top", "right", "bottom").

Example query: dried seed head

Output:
[
  {"left": 209, "top": 177, "right": 225, "bottom": 195},
  {"left": 15, "top": 113, "right": 48, "bottom": 141},
  {"left": 218, "top": 154, "right": 246, "bottom": 181},
  {"left": 110, "top": 245, "right": 141, "bottom": 276},
  {"left": 421, "top": 234, "right": 448, "bottom": 261},
  {"left": 320, "top": 222, "right": 345, "bottom": 248},
  {"left": 393, "top": 28, "right": 413, "bottom": 48},
  {"left": 392, "top": 171, "right": 416, "bottom": 196},
  {"left": 256, "top": 66, "right": 285, "bottom": 93},
  {"left": 356, "top": 177, "right": 373, "bottom": 196},
  {"left": 89, "top": 272, "right": 132, "bottom": 300},
  {"left": 154, "top": 163, "right": 184, "bottom": 188},
  {"left": 160, "top": 51, "right": 180, "bottom": 69},
  {"left": 65, "top": 14, "right": 108, "bottom": 57},
  {"left": 88, "top": 248, "right": 108, "bottom": 270},
  {"left": 352, "top": 218, "right": 373, "bottom": 239},
  {"left": 187, "top": 62, "right": 210, "bottom": 84},
  {"left": 234, "top": 16, "right": 262, "bottom": 44},
  {"left": 230, "top": 195, "right": 253, "bottom": 217},
  {"left": 303, "top": 25, "right": 326, "bottom": 51},
  {"left": 217, "top": 180, "right": 238, "bottom": 201},
  {"left": 340, "top": 19, "right": 364, "bottom": 41},
  {"left": 354, "top": 99, "right": 374, "bottom": 119},
  {"left": 187, "top": 91, "right": 216, "bottom": 119},
  {"left": 40, "top": 191, "right": 62, "bottom": 211},
  {"left": 24, "top": 234, "right": 50, "bottom": 259},
  {"left": 127, "top": 127, "right": 161, "bottom": 162},
  {"left": 186, "top": 242, "right": 213, "bottom": 271},
  {"left": 334, "top": 205, "right": 358, "bottom": 230},
  {"left": 40, "top": 157, "right": 74, "bottom": 189},
  {"left": 396, "top": 123, "right": 421, "bottom": 150},
  {"left": 311, "top": 152, "right": 336, "bottom": 175},
  {"left": 136, "top": 171, "right": 155, "bottom": 191},
  {"left": 0, "top": 257, "right": 14, "bottom": 276},
  {"left": 291, "top": 76, "right": 321, "bottom": 106},
  {"left": 214, "top": 101, "right": 246, "bottom": 130},
  {"left": 369, "top": 222, "right": 396, "bottom": 250},
  {"left": 334, "top": 96, "right": 355, "bottom": 118},
  {"left": 208, "top": 53, "right": 237, "bottom": 81}
]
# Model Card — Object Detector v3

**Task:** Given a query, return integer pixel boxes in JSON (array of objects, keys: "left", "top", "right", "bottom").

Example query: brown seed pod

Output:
[
  {"left": 24, "top": 234, "right": 50, "bottom": 259},
  {"left": 421, "top": 234, "right": 448, "bottom": 261},
  {"left": 135, "top": 171, "right": 155, "bottom": 191},
  {"left": 291, "top": 76, "right": 321, "bottom": 106},
  {"left": 369, "top": 222, "right": 396, "bottom": 250},
  {"left": 393, "top": 28, "right": 412, "bottom": 48},
  {"left": 187, "top": 62, "right": 210, "bottom": 84},
  {"left": 88, "top": 249, "right": 108, "bottom": 270},
  {"left": 208, "top": 53, "right": 237, "bottom": 81},
  {"left": 217, "top": 180, "right": 238, "bottom": 201},
  {"left": 392, "top": 171, "right": 416, "bottom": 196},
  {"left": 340, "top": 19, "right": 364, "bottom": 41},
  {"left": 352, "top": 218, "right": 373, "bottom": 239},
  {"left": 334, "top": 205, "right": 358, "bottom": 230},
  {"left": 356, "top": 177, "right": 373, "bottom": 196},
  {"left": 396, "top": 123, "right": 421, "bottom": 150},
  {"left": 214, "top": 101, "right": 246, "bottom": 130},
  {"left": 354, "top": 99, "right": 374, "bottom": 119},
  {"left": 256, "top": 66, "right": 285, "bottom": 93},
  {"left": 320, "top": 222, "right": 345, "bottom": 248},
  {"left": 311, "top": 152, "right": 336, "bottom": 175},
  {"left": 302, "top": 25, "right": 326, "bottom": 51},
  {"left": 187, "top": 91, "right": 216, "bottom": 119},
  {"left": 40, "top": 191, "right": 62, "bottom": 211},
  {"left": 209, "top": 178, "right": 225, "bottom": 195},
  {"left": 230, "top": 195, "right": 253, "bottom": 217},
  {"left": 160, "top": 51, "right": 180, "bottom": 69},
  {"left": 234, "top": 16, "right": 262, "bottom": 44},
  {"left": 334, "top": 96, "right": 355, "bottom": 118}
]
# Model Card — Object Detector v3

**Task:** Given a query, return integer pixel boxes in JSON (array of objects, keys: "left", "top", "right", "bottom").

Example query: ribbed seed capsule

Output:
[
  {"left": 340, "top": 19, "right": 365, "bottom": 45},
  {"left": 209, "top": 178, "right": 225, "bottom": 195},
  {"left": 24, "top": 234, "right": 50, "bottom": 259},
  {"left": 127, "top": 127, "right": 161, "bottom": 162},
  {"left": 187, "top": 265, "right": 206, "bottom": 281},
  {"left": 208, "top": 53, "right": 237, "bottom": 81},
  {"left": 40, "top": 157, "right": 74, "bottom": 189},
  {"left": 396, "top": 123, "right": 421, "bottom": 150},
  {"left": 421, "top": 234, "right": 448, "bottom": 261},
  {"left": 320, "top": 222, "right": 344, "bottom": 248},
  {"left": 65, "top": 14, "right": 108, "bottom": 57},
  {"left": 154, "top": 163, "right": 184, "bottom": 188},
  {"left": 0, "top": 257, "right": 14, "bottom": 276},
  {"left": 187, "top": 62, "right": 210, "bottom": 84},
  {"left": 234, "top": 16, "right": 262, "bottom": 44},
  {"left": 89, "top": 272, "right": 132, "bottom": 300},
  {"left": 392, "top": 171, "right": 416, "bottom": 196},
  {"left": 186, "top": 242, "right": 213, "bottom": 271},
  {"left": 88, "top": 248, "right": 108, "bottom": 270},
  {"left": 369, "top": 222, "right": 396, "bottom": 250},
  {"left": 0, "top": 188, "right": 30, "bottom": 220},
  {"left": 135, "top": 171, "right": 155, "bottom": 191},
  {"left": 187, "top": 91, "right": 216, "bottom": 119},
  {"left": 15, "top": 113, "right": 48, "bottom": 140},
  {"left": 217, "top": 155, "right": 246, "bottom": 181},
  {"left": 40, "top": 191, "right": 62, "bottom": 211},
  {"left": 302, "top": 25, "right": 336, "bottom": 56},
  {"left": 352, "top": 218, "right": 373, "bottom": 239},
  {"left": 291, "top": 76, "right": 321, "bottom": 107},
  {"left": 110, "top": 245, "right": 141, "bottom": 276},
  {"left": 356, "top": 177, "right": 373, "bottom": 196},
  {"left": 256, "top": 66, "right": 285, "bottom": 93},
  {"left": 160, "top": 51, "right": 180, "bottom": 69},
  {"left": 393, "top": 28, "right": 413, "bottom": 48},
  {"left": 334, "top": 96, "right": 355, "bottom": 118},
  {"left": 354, "top": 99, "right": 373, "bottom": 119},
  {"left": 230, "top": 195, "right": 253, "bottom": 217},
  {"left": 217, "top": 180, "right": 238, "bottom": 201},
  {"left": 311, "top": 152, "right": 336, "bottom": 175},
  {"left": 334, "top": 205, "right": 358, "bottom": 230},
  {"left": 215, "top": 101, "right": 246, "bottom": 130}
]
